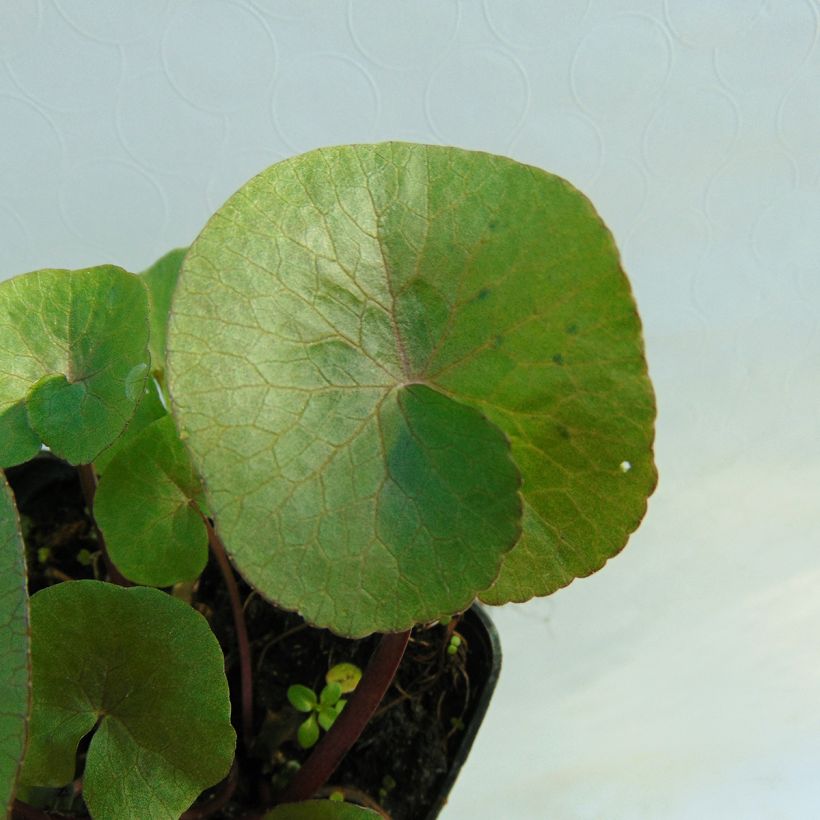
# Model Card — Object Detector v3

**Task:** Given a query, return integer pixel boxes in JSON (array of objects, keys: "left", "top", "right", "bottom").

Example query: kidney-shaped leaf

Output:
[
  {"left": 20, "top": 581, "right": 235, "bottom": 820},
  {"left": 0, "top": 266, "right": 150, "bottom": 467},
  {"left": 95, "top": 415, "right": 208, "bottom": 587},
  {"left": 0, "top": 473, "right": 30, "bottom": 816},
  {"left": 167, "top": 143, "right": 656, "bottom": 635}
]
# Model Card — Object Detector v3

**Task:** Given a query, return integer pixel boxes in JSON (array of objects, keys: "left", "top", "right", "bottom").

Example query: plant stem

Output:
[
  {"left": 277, "top": 629, "right": 411, "bottom": 804},
  {"left": 76, "top": 464, "right": 130, "bottom": 586},
  {"left": 200, "top": 512, "right": 254, "bottom": 748}
]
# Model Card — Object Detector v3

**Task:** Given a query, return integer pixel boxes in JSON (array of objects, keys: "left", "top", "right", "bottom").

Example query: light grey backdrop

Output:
[{"left": 2, "top": 1, "right": 819, "bottom": 818}]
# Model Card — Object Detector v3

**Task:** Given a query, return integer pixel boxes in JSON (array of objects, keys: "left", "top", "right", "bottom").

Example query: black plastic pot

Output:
[
  {"left": 423, "top": 603, "right": 502, "bottom": 820},
  {"left": 6, "top": 455, "right": 503, "bottom": 819}
]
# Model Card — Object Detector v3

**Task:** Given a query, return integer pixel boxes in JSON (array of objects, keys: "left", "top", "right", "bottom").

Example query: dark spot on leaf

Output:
[
  {"left": 566, "top": 323, "right": 579, "bottom": 335},
  {"left": 477, "top": 288, "right": 491, "bottom": 301},
  {"left": 493, "top": 335, "right": 503, "bottom": 349},
  {"left": 557, "top": 425, "right": 571, "bottom": 440},
  {"left": 488, "top": 220, "right": 498, "bottom": 231},
  {"left": 552, "top": 353, "right": 564, "bottom": 366}
]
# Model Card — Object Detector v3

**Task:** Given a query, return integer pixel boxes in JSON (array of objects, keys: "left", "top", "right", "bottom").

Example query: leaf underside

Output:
[
  {"left": 167, "top": 142, "right": 656, "bottom": 636},
  {"left": 0, "top": 473, "right": 30, "bottom": 816},
  {"left": 0, "top": 266, "right": 151, "bottom": 467},
  {"left": 21, "top": 581, "right": 235, "bottom": 820}
]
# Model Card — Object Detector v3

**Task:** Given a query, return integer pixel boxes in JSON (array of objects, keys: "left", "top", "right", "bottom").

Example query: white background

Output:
[{"left": 2, "top": 1, "right": 819, "bottom": 818}]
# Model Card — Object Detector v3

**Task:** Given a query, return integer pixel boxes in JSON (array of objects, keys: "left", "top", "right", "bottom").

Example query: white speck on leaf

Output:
[{"left": 619, "top": 461, "right": 631, "bottom": 473}]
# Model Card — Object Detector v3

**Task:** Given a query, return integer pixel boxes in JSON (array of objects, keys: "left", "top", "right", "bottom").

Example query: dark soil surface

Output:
[{"left": 7, "top": 456, "right": 496, "bottom": 820}]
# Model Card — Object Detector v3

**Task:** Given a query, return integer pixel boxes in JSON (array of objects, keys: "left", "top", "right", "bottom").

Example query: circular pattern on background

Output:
[
  {"left": 753, "top": 191, "right": 820, "bottom": 271},
  {"left": 509, "top": 108, "right": 602, "bottom": 189},
  {"left": 484, "top": 0, "right": 590, "bottom": 49},
  {"left": 272, "top": 53, "right": 379, "bottom": 152},
  {"left": 162, "top": 0, "right": 276, "bottom": 113},
  {"left": 0, "top": 0, "right": 40, "bottom": 60},
  {"left": 625, "top": 207, "right": 710, "bottom": 328},
  {"left": 778, "top": 71, "right": 820, "bottom": 164},
  {"left": 54, "top": 0, "right": 167, "bottom": 44},
  {"left": 0, "top": 204, "right": 30, "bottom": 277},
  {"left": 425, "top": 46, "right": 528, "bottom": 151},
  {"left": 571, "top": 14, "right": 670, "bottom": 121},
  {"left": 5, "top": 7, "right": 121, "bottom": 112},
  {"left": 643, "top": 87, "right": 739, "bottom": 180},
  {"left": 348, "top": 0, "right": 459, "bottom": 70},
  {"left": 664, "top": 0, "right": 764, "bottom": 48},
  {"left": 247, "top": 0, "right": 323, "bottom": 21},
  {"left": 0, "top": 95, "right": 62, "bottom": 179},
  {"left": 59, "top": 160, "right": 167, "bottom": 259},
  {"left": 589, "top": 156, "right": 648, "bottom": 242},
  {"left": 116, "top": 72, "right": 226, "bottom": 173},
  {"left": 714, "top": 0, "right": 817, "bottom": 92},
  {"left": 706, "top": 149, "right": 796, "bottom": 233}
]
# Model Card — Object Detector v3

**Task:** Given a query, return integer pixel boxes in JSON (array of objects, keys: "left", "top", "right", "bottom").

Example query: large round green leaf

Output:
[
  {"left": 95, "top": 415, "right": 208, "bottom": 586},
  {"left": 20, "top": 581, "right": 235, "bottom": 820},
  {"left": 0, "top": 266, "right": 150, "bottom": 467},
  {"left": 167, "top": 143, "right": 656, "bottom": 636},
  {"left": 0, "top": 473, "right": 30, "bottom": 815}
]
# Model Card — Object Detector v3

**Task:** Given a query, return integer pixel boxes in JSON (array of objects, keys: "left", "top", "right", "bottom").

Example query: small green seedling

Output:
[
  {"left": 287, "top": 663, "right": 362, "bottom": 749},
  {"left": 447, "top": 634, "right": 463, "bottom": 657}
]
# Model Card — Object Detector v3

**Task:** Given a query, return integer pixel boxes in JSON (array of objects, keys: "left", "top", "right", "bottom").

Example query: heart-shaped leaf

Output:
[
  {"left": 94, "top": 415, "right": 208, "bottom": 587},
  {"left": 0, "top": 266, "right": 151, "bottom": 467},
  {"left": 167, "top": 143, "right": 656, "bottom": 636},
  {"left": 0, "top": 473, "right": 30, "bottom": 816},
  {"left": 20, "top": 580, "right": 235, "bottom": 820}
]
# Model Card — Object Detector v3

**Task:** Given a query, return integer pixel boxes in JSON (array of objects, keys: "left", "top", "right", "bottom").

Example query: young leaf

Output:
[
  {"left": 20, "top": 580, "right": 235, "bottom": 820},
  {"left": 319, "top": 682, "right": 342, "bottom": 707},
  {"left": 287, "top": 684, "right": 318, "bottom": 713},
  {"left": 326, "top": 662, "right": 361, "bottom": 694},
  {"left": 94, "top": 415, "right": 208, "bottom": 587},
  {"left": 0, "top": 266, "right": 150, "bottom": 467},
  {"left": 141, "top": 248, "right": 186, "bottom": 388},
  {"left": 264, "top": 800, "right": 381, "bottom": 819},
  {"left": 167, "top": 143, "right": 656, "bottom": 636},
  {"left": 0, "top": 473, "right": 30, "bottom": 816},
  {"left": 93, "top": 376, "right": 167, "bottom": 474},
  {"left": 297, "top": 714, "right": 320, "bottom": 749},
  {"left": 317, "top": 706, "right": 337, "bottom": 732}
]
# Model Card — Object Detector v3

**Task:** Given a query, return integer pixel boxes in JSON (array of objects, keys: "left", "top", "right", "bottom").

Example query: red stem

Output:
[
  {"left": 76, "top": 464, "right": 131, "bottom": 587},
  {"left": 201, "top": 514, "right": 254, "bottom": 748},
  {"left": 277, "top": 629, "right": 411, "bottom": 804}
]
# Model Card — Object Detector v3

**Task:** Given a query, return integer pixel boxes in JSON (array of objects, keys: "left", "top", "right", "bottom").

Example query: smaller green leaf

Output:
[
  {"left": 297, "top": 715, "right": 320, "bottom": 749},
  {"left": 317, "top": 707, "right": 335, "bottom": 732},
  {"left": 94, "top": 377, "right": 167, "bottom": 474},
  {"left": 21, "top": 580, "right": 235, "bottom": 820},
  {"left": 94, "top": 415, "right": 207, "bottom": 586},
  {"left": 287, "top": 684, "right": 318, "bottom": 713},
  {"left": 0, "top": 266, "right": 150, "bottom": 467},
  {"left": 0, "top": 473, "right": 30, "bottom": 816},
  {"left": 319, "top": 682, "right": 342, "bottom": 707},
  {"left": 334, "top": 700, "right": 347, "bottom": 715},
  {"left": 326, "top": 663, "right": 361, "bottom": 694},
  {"left": 141, "top": 248, "right": 186, "bottom": 389},
  {"left": 264, "top": 800, "right": 381, "bottom": 819}
]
